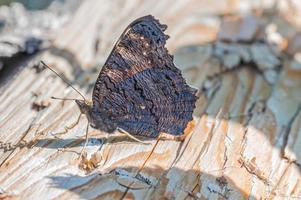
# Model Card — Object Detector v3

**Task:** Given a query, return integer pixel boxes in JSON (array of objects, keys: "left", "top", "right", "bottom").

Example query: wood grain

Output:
[{"left": 0, "top": 0, "right": 301, "bottom": 199}]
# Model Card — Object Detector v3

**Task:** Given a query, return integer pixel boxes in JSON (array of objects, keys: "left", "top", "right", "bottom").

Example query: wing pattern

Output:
[{"left": 92, "top": 15, "right": 198, "bottom": 137}]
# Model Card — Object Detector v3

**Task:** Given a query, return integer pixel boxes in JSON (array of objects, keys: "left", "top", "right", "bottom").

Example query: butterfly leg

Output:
[
  {"left": 137, "top": 138, "right": 160, "bottom": 172},
  {"left": 120, "top": 136, "right": 161, "bottom": 196},
  {"left": 79, "top": 122, "right": 89, "bottom": 158},
  {"left": 117, "top": 128, "right": 150, "bottom": 144},
  {"left": 121, "top": 122, "right": 194, "bottom": 193},
  {"left": 51, "top": 114, "right": 82, "bottom": 138}
]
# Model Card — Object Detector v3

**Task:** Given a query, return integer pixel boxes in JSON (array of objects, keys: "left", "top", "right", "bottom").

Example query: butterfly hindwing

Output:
[{"left": 92, "top": 15, "right": 198, "bottom": 137}]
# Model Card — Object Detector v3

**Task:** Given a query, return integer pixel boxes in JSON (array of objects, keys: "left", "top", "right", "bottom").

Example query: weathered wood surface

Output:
[{"left": 0, "top": 1, "right": 301, "bottom": 199}]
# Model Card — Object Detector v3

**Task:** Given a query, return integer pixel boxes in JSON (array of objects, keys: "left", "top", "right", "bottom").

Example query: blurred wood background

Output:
[{"left": 0, "top": 0, "right": 301, "bottom": 199}]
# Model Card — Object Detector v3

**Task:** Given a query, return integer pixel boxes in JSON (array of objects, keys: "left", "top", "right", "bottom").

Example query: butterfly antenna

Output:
[
  {"left": 40, "top": 61, "right": 86, "bottom": 102},
  {"left": 51, "top": 97, "right": 80, "bottom": 101}
]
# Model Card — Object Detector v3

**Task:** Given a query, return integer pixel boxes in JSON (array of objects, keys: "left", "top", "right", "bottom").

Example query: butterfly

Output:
[{"left": 43, "top": 15, "right": 198, "bottom": 141}]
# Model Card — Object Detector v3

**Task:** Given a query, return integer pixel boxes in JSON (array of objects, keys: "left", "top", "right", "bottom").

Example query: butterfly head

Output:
[
  {"left": 75, "top": 100, "right": 92, "bottom": 117},
  {"left": 76, "top": 99, "right": 117, "bottom": 133}
]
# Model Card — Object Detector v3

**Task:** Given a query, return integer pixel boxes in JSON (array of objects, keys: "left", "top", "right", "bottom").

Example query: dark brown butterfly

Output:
[{"left": 44, "top": 15, "right": 198, "bottom": 140}]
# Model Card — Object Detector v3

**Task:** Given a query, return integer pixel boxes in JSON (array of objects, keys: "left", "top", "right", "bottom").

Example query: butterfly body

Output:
[{"left": 77, "top": 15, "right": 198, "bottom": 138}]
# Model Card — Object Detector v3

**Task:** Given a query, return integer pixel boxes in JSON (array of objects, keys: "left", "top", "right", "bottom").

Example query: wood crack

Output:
[{"left": 280, "top": 103, "right": 301, "bottom": 160}]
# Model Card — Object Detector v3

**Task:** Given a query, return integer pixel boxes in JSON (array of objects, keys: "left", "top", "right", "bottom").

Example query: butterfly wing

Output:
[{"left": 92, "top": 15, "right": 198, "bottom": 137}]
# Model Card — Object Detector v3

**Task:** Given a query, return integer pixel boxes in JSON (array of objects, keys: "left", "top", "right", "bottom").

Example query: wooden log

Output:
[{"left": 0, "top": 1, "right": 301, "bottom": 200}]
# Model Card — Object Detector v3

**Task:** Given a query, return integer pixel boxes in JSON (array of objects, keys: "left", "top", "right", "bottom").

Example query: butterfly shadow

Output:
[
  {"left": 0, "top": 133, "right": 154, "bottom": 154},
  {"left": 47, "top": 166, "right": 258, "bottom": 199}
]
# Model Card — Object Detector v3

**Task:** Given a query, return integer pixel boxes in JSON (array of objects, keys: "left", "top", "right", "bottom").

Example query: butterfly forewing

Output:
[{"left": 92, "top": 15, "right": 198, "bottom": 137}]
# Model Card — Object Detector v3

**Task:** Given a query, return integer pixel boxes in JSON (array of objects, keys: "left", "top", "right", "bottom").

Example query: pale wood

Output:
[{"left": 1, "top": 1, "right": 301, "bottom": 200}]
